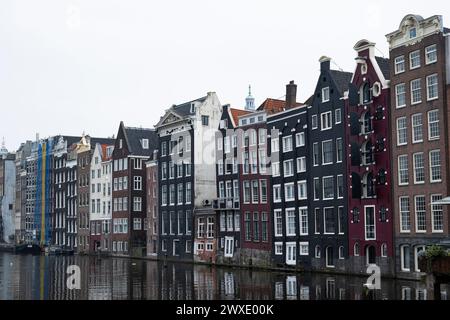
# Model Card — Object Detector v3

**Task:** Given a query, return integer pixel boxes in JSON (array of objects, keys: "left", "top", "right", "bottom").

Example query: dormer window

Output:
[
  {"left": 119, "top": 139, "right": 123, "bottom": 149},
  {"left": 142, "top": 139, "right": 149, "bottom": 149},
  {"left": 409, "top": 27, "right": 417, "bottom": 39},
  {"left": 322, "top": 87, "right": 330, "bottom": 103},
  {"left": 190, "top": 103, "right": 196, "bottom": 113}
]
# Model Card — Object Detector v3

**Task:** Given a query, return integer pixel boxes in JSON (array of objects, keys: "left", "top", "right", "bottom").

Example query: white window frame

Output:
[
  {"left": 286, "top": 242, "right": 297, "bottom": 265},
  {"left": 297, "top": 157, "right": 306, "bottom": 173},
  {"left": 413, "top": 152, "right": 425, "bottom": 185},
  {"left": 410, "top": 78, "right": 422, "bottom": 105},
  {"left": 321, "top": 111, "right": 332, "bottom": 131},
  {"left": 364, "top": 205, "right": 376, "bottom": 241},
  {"left": 283, "top": 159, "right": 294, "bottom": 177},
  {"left": 411, "top": 113, "right": 423, "bottom": 144},
  {"left": 322, "top": 140, "right": 333, "bottom": 165},
  {"left": 414, "top": 195, "right": 427, "bottom": 233},
  {"left": 282, "top": 135, "right": 293, "bottom": 153},
  {"left": 274, "top": 242, "right": 283, "bottom": 255},
  {"left": 299, "top": 242, "right": 309, "bottom": 256},
  {"left": 425, "top": 44, "right": 437, "bottom": 65},
  {"left": 295, "top": 132, "right": 305, "bottom": 147},
  {"left": 285, "top": 208, "right": 296, "bottom": 237},
  {"left": 284, "top": 183, "right": 295, "bottom": 202},
  {"left": 335, "top": 109, "right": 342, "bottom": 125},
  {"left": 429, "top": 150, "right": 442, "bottom": 183},
  {"left": 395, "top": 83, "right": 406, "bottom": 108},
  {"left": 426, "top": 74, "right": 438, "bottom": 101},
  {"left": 409, "top": 50, "right": 421, "bottom": 70},
  {"left": 398, "top": 155, "right": 409, "bottom": 186},
  {"left": 394, "top": 55, "right": 405, "bottom": 74},
  {"left": 273, "top": 184, "right": 281, "bottom": 203},
  {"left": 274, "top": 210, "right": 283, "bottom": 237},
  {"left": 298, "top": 181, "right": 307, "bottom": 200},
  {"left": 322, "top": 176, "right": 334, "bottom": 200},
  {"left": 397, "top": 117, "right": 407, "bottom": 146},
  {"left": 322, "top": 87, "right": 330, "bottom": 103},
  {"left": 431, "top": 194, "right": 444, "bottom": 233},
  {"left": 428, "top": 109, "right": 440, "bottom": 141},
  {"left": 299, "top": 207, "right": 308, "bottom": 236}
]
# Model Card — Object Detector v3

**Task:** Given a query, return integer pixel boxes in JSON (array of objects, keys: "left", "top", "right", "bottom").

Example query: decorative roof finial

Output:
[{"left": 245, "top": 84, "right": 255, "bottom": 111}]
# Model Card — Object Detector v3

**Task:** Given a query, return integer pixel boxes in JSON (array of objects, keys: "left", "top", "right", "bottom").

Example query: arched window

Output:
[
  {"left": 339, "top": 246, "right": 345, "bottom": 259},
  {"left": 354, "top": 242, "right": 360, "bottom": 256},
  {"left": 361, "top": 82, "right": 372, "bottom": 104},
  {"left": 361, "top": 112, "right": 373, "bottom": 134},
  {"left": 363, "top": 172, "right": 375, "bottom": 198},
  {"left": 362, "top": 141, "right": 374, "bottom": 165}
]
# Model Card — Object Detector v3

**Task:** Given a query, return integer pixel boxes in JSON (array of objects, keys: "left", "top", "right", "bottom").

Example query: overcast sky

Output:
[{"left": 0, "top": 0, "right": 448, "bottom": 151}]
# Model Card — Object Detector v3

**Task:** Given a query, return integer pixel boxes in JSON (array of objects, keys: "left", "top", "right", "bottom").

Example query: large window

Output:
[
  {"left": 285, "top": 183, "right": 295, "bottom": 202},
  {"left": 321, "top": 112, "right": 332, "bottom": 131},
  {"left": 299, "top": 208, "right": 308, "bottom": 236},
  {"left": 429, "top": 150, "right": 441, "bottom": 182},
  {"left": 400, "top": 197, "right": 411, "bottom": 233},
  {"left": 395, "top": 55, "right": 405, "bottom": 74},
  {"left": 410, "top": 79, "right": 422, "bottom": 104},
  {"left": 398, "top": 155, "right": 409, "bottom": 185},
  {"left": 415, "top": 196, "right": 426, "bottom": 232},
  {"left": 396, "top": 83, "right": 406, "bottom": 108},
  {"left": 298, "top": 181, "right": 307, "bottom": 200},
  {"left": 412, "top": 114, "right": 423, "bottom": 143},
  {"left": 297, "top": 157, "right": 306, "bottom": 173},
  {"left": 283, "top": 136, "right": 293, "bottom": 153},
  {"left": 365, "top": 206, "right": 376, "bottom": 240},
  {"left": 431, "top": 195, "right": 443, "bottom": 232},
  {"left": 413, "top": 153, "right": 425, "bottom": 184},
  {"left": 296, "top": 132, "right": 305, "bottom": 147},
  {"left": 244, "top": 212, "right": 251, "bottom": 241},
  {"left": 322, "top": 176, "right": 334, "bottom": 200},
  {"left": 243, "top": 181, "right": 251, "bottom": 204},
  {"left": 274, "top": 210, "right": 283, "bottom": 237},
  {"left": 427, "top": 74, "right": 438, "bottom": 100},
  {"left": 410, "top": 50, "right": 421, "bottom": 69},
  {"left": 322, "top": 140, "right": 333, "bottom": 165},
  {"left": 323, "top": 208, "right": 335, "bottom": 234},
  {"left": 428, "top": 110, "right": 440, "bottom": 140},
  {"left": 397, "top": 117, "right": 407, "bottom": 146},
  {"left": 284, "top": 160, "right": 294, "bottom": 177},
  {"left": 286, "top": 209, "right": 296, "bottom": 236},
  {"left": 425, "top": 44, "right": 437, "bottom": 64},
  {"left": 401, "top": 245, "right": 411, "bottom": 272}
]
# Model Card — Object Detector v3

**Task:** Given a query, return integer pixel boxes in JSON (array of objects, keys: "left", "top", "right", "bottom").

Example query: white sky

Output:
[{"left": 0, "top": 0, "right": 448, "bottom": 151}]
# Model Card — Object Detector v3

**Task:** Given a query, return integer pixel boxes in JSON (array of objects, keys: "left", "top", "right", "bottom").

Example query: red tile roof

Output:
[
  {"left": 257, "top": 99, "right": 304, "bottom": 115},
  {"left": 229, "top": 108, "right": 252, "bottom": 126}
]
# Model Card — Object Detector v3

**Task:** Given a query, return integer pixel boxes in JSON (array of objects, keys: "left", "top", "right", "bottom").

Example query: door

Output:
[
  {"left": 414, "top": 246, "right": 426, "bottom": 272},
  {"left": 366, "top": 246, "right": 376, "bottom": 265},
  {"left": 224, "top": 237, "right": 234, "bottom": 258},
  {"left": 326, "top": 247, "right": 335, "bottom": 267}
]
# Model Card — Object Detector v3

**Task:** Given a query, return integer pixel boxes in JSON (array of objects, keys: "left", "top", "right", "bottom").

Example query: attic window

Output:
[
  {"left": 190, "top": 103, "right": 196, "bottom": 113},
  {"left": 119, "top": 139, "right": 123, "bottom": 149},
  {"left": 142, "top": 139, "right": 149, "bottom": 149},
  {"left": 409, "top": 27, "right": 417, "bottom": 39}
]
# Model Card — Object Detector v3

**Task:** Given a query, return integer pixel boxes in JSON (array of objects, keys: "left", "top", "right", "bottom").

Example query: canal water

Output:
[{"left": 0, "top": 252, "right": 448, "bottom": 300}]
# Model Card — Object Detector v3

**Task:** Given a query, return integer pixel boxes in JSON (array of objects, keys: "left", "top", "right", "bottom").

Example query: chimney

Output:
[
  {"left": 285, "top": 81, "right": 297, "bottom": 110},
  {"left": 319, "top": 56, "right": 331, "bottom": 71}
]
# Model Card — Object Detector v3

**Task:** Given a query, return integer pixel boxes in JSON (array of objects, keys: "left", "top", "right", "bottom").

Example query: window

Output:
[
  {"left": 224, "top": 136, "right": 230, "bottom": 153},
  {"left": 313, "top": 143, "right": 319, "bottom": 166},
  {"left": 415, "top": 196, "right": 426, "bottom": 232},
  {"left": 336, "top": 138, "right": 343, "bottom": 163},
  {"left": 396, "top": 84, "right": 406, "bottom": 108},
  {"left": 259, "top": 149, "right": 267, "bottom": 173},
  {"left": 133, "top": 176, "right": 142, "bottom": 190},
  {"left": 299, "top": 242, "right": 309, "bottom": 256},
  {"left": 335, "top": 109, "right": 342, "bottom": 125},
  {"left": 286, "top": 243, "right": 297, "bottom": 265},
  {"left": 185, "top": 182, "right": 191, "bottom": 204},
  {"left": 177, "top": 162, "right": 183, "bottom": 178},
  {"left": 412, "top": 114, "right": 423, "bottom": 143},
  {"left": 401, "top": 245, "right": 411, "bottom": 272},
  {"left": 133, "top": 197, "right": 142, "bottom": 212},
  {"left": 431, "top": 195, "right": 443, "bottom": 232},
  {"left": 271, "top": 162, "right": 280, "bottom": 177},
  {"left": 177, "top": 184, "right": 183, "bottom": 204},
  {"left": 161, "top": 142, "right": 167, "bottom": 156},
  {"left": 426, "top": 74, "right": 438, "bottom": 100},
  {"left": 425, "top": 44, "right": 437, "bottom": 64},
  {"left": 235, "top": 213, "right": 240, "bottom": 231},
  {"left": 169, "top": 184, "right": 175, "bottom": 205},
  {"left": 365, "top": 206, "right": 376, "bottom": 240},
  {"left": 252, "top": 212, "right": 259, "bottom": 242},
  {"left": 186, "top": 210, "right": 192, "bottom": 235},
  {"left": 400, "top": 197, "right": 411, "bottom": 233},
  {"left": 410, "top": 50, "right": 421, "bottom": 69},
  {"left": 133, "top": 218, "right": 142, "bottom": 230},
  {"left": 339, "top": 246, "right": 345, "bottom": 259},
  {"left": 398, "top": 155, "right": 409, "bottom": 185},
  {"left": 286, "top": 209, "right": 296, "bottom": 236},
  {"left": 220, "top": 213, "right": 226, "bottom": 232},
  {"left": 285, "top": 183, "right": 295, "bottom": 202},
  {"left": 218, "top": 159, "right": 224, "bottom": 175},
  {"left": 321, "top": 112, "right": 332, "bottom": 130},
  {"left": 275, "top": 242, "right": 283, "bottom": 255},
  {"left": 161, "top": 185, "right": 167, "bottom": 206},
  {"left": 312, "top": 114, "right": 318, "bottom": 130},
  {"left": 296, "top": 157, "right": 306, "bottom": 173},
  {"left": 323, "top": 208, "right": 335, "bottom": 234},
  {"left": 283, "top": 136, "right": 293, "bottom": 153},
  {"left": 429, "top": 150, "right": 441, "bottom": 182},
  {"left": 169, "top": 161, "right": 175, "bottom": 179},
  {"left": 134, "top": 158, "right": 142, "bottom": 170},
  {"left": 271, "top": 137, "right": 279, "bottom": 153},
  {"left": 258, "top": 129, "right": 267, "bottom": 145},
  {"left": 322, "top": 176, "right": 334, "bottom": 200},
  {"left": 296, "top": 132, "right": 305, "bottom": 147},
  {"left": 322, "top": 140, "right": 333, "bottom": 165},
  {"left": 428, "top": 110, "right": 440, "bottom": 140},
  {"left": 397, "top": 117, "right": 407, "bottom": 146},
  {"left": 250, "top": 150, "right": 257, "bottom": 174},
  {"left": 225, "top": 181, "right": 233, "bottom": 198},
  {"left": 410, "top": 79, "right": 422, "bottom": 104},
  {"left": 274, "top": 210, "right": 283, "bottom": 237},
  {"left": 244, "top": 212, "right": 251, "bottom": 241},
  {"left": 315, "top": 246, "right": 321, "bottom": 258},
  {"left": 314, "top": 178, "right": 320, "bottom": 201},
  {"left": 185, "top": 135, "right": 191, "bottom": 152},
  {"left": 322, "top": 87, "right": 330, "bottom": 102},
  {"left": 260, "top": 180, "right": 267, "bottom": 203},
  {"left": 201, "top": 115, "right": 209, "bottom": 126},
  {"left": 273, "top": 185, "right": 281, "bottom": 203},
  {"left": 354, "top": 243, "right": 360, "bottom": 256},
  {"left": 217, "top": 137, "right": 223, "bottom": 151},
  {"left": 251, "top": 180, "right": 259, "bottom": 203},
  {"left": 261, "top": 212, "right": 268, "bottom": 242},
  {"left": 395, "top": 56, "right": 405, "bottom": 74},
  {"left": 314, "top": 208, "right": 320, "bottom": 234},
  {"left": 281, "top": 160, "right": 294, "bottom": 178},
  {"left": 161, "top": 162, "right": 167, "bottom": 180},
  {"left": 413, "top": 153, "right": 425, "bottom": 184},
  {"left": 337, "top": 175, "right": 344, "bottom": 199},
  {"left": 243, "top": 181, "right": 251, "bottom": 204},
  {"left": 409, "top": 27, "right": 417, "bottom": 38},
  {"left": 338, "top": 207, "right": 344, "bottom": 234},
  {"left": 298, "top": 181, "right": 307, "bottom": 200},
  {"left": 299, "top": 208, "right": 308, "bottom": 236},
  {"left": 207, "top": 217, "right": 214, "bottom": 238}
]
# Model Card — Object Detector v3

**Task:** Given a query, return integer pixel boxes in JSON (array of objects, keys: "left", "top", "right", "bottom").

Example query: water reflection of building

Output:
[{"left": 160, "top": 262, "right": 194, "bottom": 300}]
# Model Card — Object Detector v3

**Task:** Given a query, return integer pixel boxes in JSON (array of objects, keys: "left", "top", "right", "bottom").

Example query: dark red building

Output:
[{"left": 345, "top": 40, "right": 394, "bottom": 276}]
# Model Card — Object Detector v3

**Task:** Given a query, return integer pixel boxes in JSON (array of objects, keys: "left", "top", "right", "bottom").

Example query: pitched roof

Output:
[
  {"left": 330, "top": 70, "right": 353, "bottom": 95},
  {"left": 375, "top": 56, "right": 390, "bottom": 80},
  {"left": 124, "top": 126, "right": 158, "bottom": 157},
  {"left": 172, "top": 96, "right": 208, "bottom": 117},
  {"left": 229, "top": 108, "right": 252, "bottom": 126},
  {"left": 257, "top": 98, "right": 303, "bottom": 115}
]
